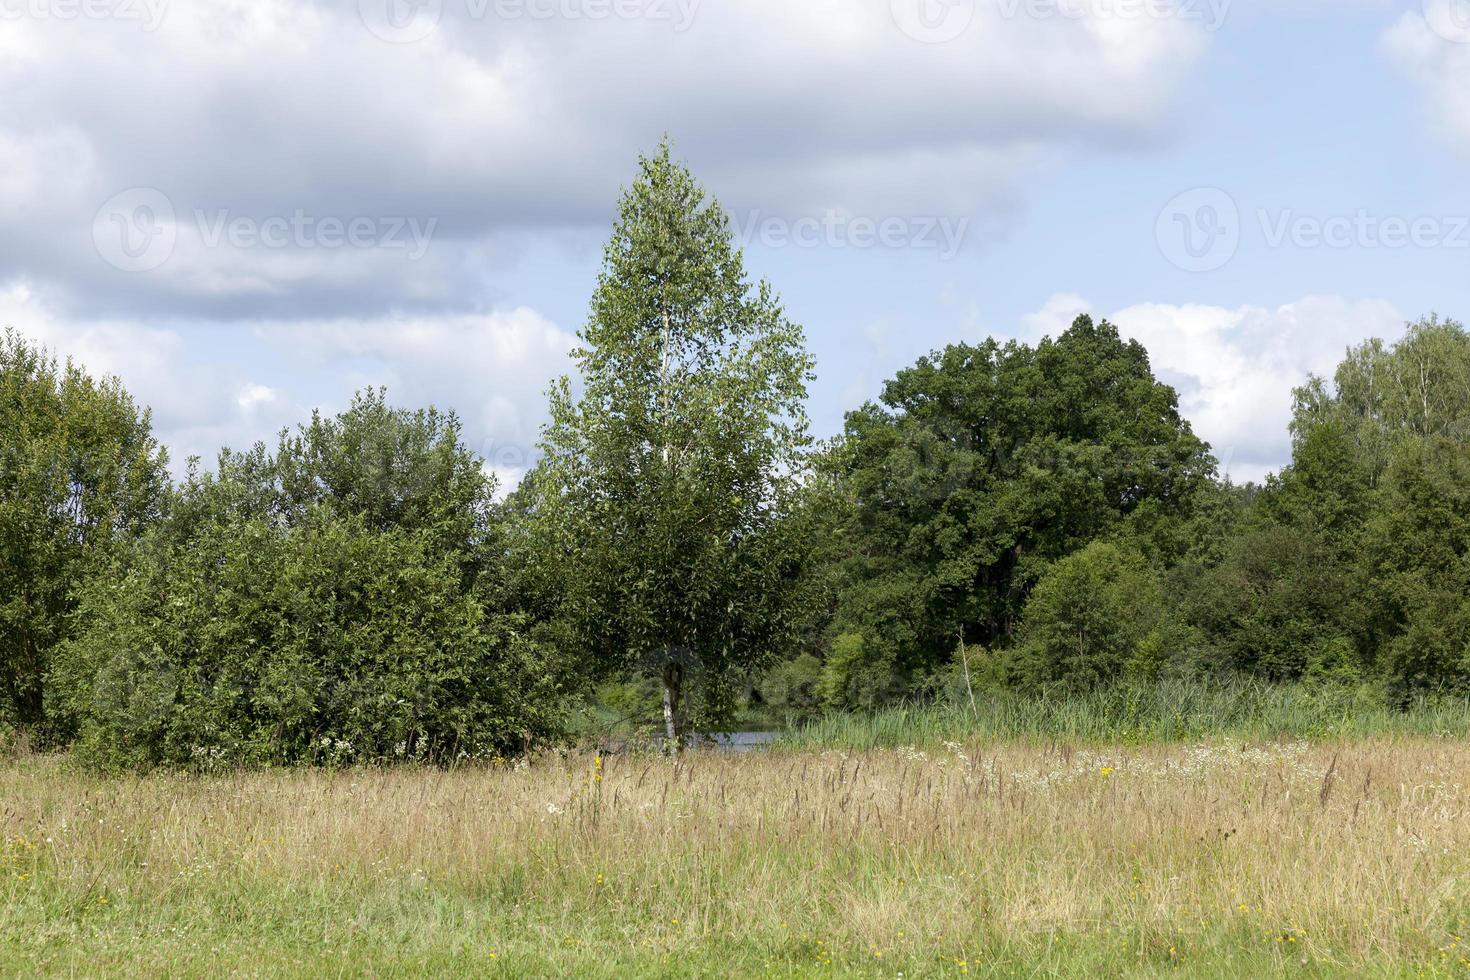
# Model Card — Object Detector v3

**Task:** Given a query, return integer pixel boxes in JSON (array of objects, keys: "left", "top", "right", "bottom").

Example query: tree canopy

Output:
[
  {"left": 0, "top": 330, "right": 167, "bottom": 732},
  {"left": 524, "top": 142, "right": 814, "bottom": 741},
  {"left": 817, "top": 317, "right": 1213, "bottom": 703},
  {"left": 6, "top": 151, "right": 1470, "bottom": 767}
]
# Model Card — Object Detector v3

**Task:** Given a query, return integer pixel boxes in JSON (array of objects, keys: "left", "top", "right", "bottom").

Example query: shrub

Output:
[
  {"left": 818, "top": 632, "right": 900, "bottom": 711},
  {"left": 47, "top": 391, "right": 567, "bottom": 771},
  {"left": 1381, "top": 589, "right": 1470, "bottom": 698},
  {"left": 1178, "top": 523, "right": 1359, "bottom": 682},
  {"left": 1008, "top": 542, "right": 1164, "bottom": 692},
  {"left": 760, "top": 653, "right": 825, "bottom": 723},
  {"left": 50, "top": 502, "right": 563, "bottom": 770}
]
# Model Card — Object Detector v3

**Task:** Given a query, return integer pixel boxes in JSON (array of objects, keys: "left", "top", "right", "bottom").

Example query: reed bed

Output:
[{"left": 783, "top": 680, "right": 1470, "bottom": 750}]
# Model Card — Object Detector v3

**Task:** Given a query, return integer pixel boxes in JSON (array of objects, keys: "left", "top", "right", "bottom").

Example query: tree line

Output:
[{"left": 4, "top": 144, "right": 1468, "bottom": 768}]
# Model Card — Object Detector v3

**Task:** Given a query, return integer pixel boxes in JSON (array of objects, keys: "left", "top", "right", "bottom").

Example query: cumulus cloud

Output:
[
  {"left": 1020, "top": 293, "right": 1406, "bottom": 483},
  {"left": 250, "top": 306, "right": 577, "bottom": 470},
  {"left": 0, "top": 0, "right": 1212, "bottom": 318},
  {"left": 1, "top": 286, "right": 576, "bottom": 487}
]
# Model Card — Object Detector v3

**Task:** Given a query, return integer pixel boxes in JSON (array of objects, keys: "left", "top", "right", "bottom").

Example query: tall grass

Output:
[
  {"left": 782, "top": 679, "right": 1470, "bottom": 750},
  {"left": 5, "top": 737, "right": 1470, "bottom": 976}
]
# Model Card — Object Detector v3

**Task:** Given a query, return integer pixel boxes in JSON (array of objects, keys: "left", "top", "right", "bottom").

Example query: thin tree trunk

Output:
[
  {"left": 662, "top": 660, "right": 683, "bottom": 751},
  {"left": 958, "top": 631, "right": 977, "bottom": 713}
]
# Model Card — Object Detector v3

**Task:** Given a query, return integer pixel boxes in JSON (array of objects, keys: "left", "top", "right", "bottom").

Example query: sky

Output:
[{"left": 2, "top": 0, "right": 1468, "bottom": 486}]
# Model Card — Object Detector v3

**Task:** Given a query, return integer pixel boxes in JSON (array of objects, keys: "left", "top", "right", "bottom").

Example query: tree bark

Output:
[{"left": 661, "top": 660, "right": 684, "bottom": 751}]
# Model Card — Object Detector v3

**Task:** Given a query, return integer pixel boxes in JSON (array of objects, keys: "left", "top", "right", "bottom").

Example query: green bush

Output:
[
  {"left": 51, "top": 503, "right": 562, "bottom": 770},
  {"left": 818, "top": 632, "right": 901, "bottom": 711},
  {"left": 1381, "top": 590, "right": 1470, "bottom": 699},
  {"left": 47, "top": 391, "right": 566, "bottom": 770},
  {"left": 1008, "top": 542, "right": 1163, "bottom": 692},
  {"left": 760, "top": 653, "right": 825, "bottom": 723},
  {"left": 1177, "top": 523, "right": 1359, "bottom": 681}
]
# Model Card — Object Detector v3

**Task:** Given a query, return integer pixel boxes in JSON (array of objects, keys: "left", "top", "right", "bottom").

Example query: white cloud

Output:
[
  {"left": 1019, "top": 292, "right": 1093, "bottom": 339},
  {"left": 251, "top": 307, "right": 578, "bottom": 472},
  {"left": 1383, "top": 4, "right": 1470, "bottom": 155},
  {"left": 1, "top": 286, "right": 575, "bottom": 488},
  {"left": 0, "top": 0, "right": 1213, "bottom": 317},
  {"left": 1020, "top": 293, "right": 1406, "bottom": 483},
  {"left": 236, "top": 383, "right": 280, "bottom": 412}
]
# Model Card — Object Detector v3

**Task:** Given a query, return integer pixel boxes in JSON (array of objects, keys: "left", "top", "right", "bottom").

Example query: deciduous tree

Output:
[{"left": 527, "top": 143, "right": 813, "bottom": 744}]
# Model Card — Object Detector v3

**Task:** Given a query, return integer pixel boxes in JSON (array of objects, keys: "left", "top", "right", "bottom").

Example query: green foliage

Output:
[
  {"left": 0, "top": 330, "right": 167, "bottom": 732},
  {"left": 215, "top": 388, "right": 497, "bottom": 577},
  {"left": 816, "top": 632, "right": 896, "bottom": 711},
  {"left": 1272, "top": 316, "right": 1470, "bottom": 539},
  {"left": 12, "top": 148, "right": 1470, "bottom": 760},
  {"left": 822, "top": 316, "right": 1212, "bottom": 700},
  {"left": 1176, "top": 523, "right": 1360, "bottom": 682},
  {"left": 1301, "top": 316, "right": 1470, "bottom": 457},
  {"left": 1009, "top": 542, "right": 1164, "bottom": 692},
  {"left": 592, "top": 676, "right": 663, "bottom": 725},
  {"left": 526, "top": 141, "right": 814, "bottom": 736},
  {"left": 1264, "top": 411, "right": 1373, "bottom": 547},
  {"left": 49, "top": 396, "right": 563, "bottom": 770},
  {"left": 1363, "top": 438, "right": 1470, "bottom": 696},
  {"left": 1266, "top": 317, "right": 1470, "bottom": 694},
  {"left": 758, "top": 653, "right": 825, "bottom": 724},
  {"left": 782, "top": 678, "right": 1470, "bottom": 750}
]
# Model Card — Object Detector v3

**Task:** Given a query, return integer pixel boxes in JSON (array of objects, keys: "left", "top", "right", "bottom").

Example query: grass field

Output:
[{"left": 5, "top": 732, "right": 1470, "bottom": 977}]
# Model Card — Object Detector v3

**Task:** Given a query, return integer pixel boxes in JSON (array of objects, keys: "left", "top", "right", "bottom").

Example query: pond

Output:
[{"left": 697, "top": 731, "right": 784, "bottom": 753}]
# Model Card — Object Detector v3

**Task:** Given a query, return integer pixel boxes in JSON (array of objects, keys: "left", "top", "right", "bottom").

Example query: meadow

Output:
[{"left": 6, "top": 727, "right": 1470, "bottom": 977}]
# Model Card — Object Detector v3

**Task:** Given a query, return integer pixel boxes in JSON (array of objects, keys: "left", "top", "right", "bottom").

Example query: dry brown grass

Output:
[{"left": 4, "top": 739, "right": 1470, "bottom": 976}]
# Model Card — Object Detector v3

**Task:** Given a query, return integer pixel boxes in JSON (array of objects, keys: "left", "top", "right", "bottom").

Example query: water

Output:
[{"left": 699, "top": 731, "right": 783, "bottom": 753}]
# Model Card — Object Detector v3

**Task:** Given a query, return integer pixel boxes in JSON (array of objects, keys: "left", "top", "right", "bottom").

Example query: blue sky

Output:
[{"left": 3, "top": 0, "right": 1468, "bottom": 485}]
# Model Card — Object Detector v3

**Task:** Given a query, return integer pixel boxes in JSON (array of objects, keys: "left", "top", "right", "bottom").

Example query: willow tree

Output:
[{"left": 530, "top": 143, "right": 813, "bottom": 744}]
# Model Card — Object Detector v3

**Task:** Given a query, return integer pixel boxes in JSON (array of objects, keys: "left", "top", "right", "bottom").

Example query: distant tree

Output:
[
  {"left": 1177, "top": 522, "right": 1360, "bottom": 682},
  {"left": 526, "top": 143, "right": 814, "bottom": 745},
  {"left": 1272, "top": 315, "right": 1470, "bottom": 541},
  {"left": 823, "top": 317, "right": 1213, "bottom": 698},
  {"left": 1008, "top": 541, "right": 1164, "bottom": 693},
  {"left": 1262, "top": 315, "right": 1470, "bottom": 690},
  {"left": 1362, "top": 437, "right": 1470, "bottom": 695},
  {"left": 0, "top": 330, "right": 167, "bottom": 732},
  {"left": 1263, "top": 412, "right": 1373, "bottom": 550}
]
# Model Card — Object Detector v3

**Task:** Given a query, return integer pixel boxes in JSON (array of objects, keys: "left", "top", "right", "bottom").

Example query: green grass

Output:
[
  {"left": 780, "top": 679, "right": 1470, "bottom": 750},
  {"left": 9, "top": 684, "right": 1470, "bottom": 977},
  {"left": 0, "top": 885, "right": 1425, "bottom": 979}
]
